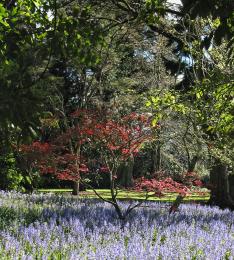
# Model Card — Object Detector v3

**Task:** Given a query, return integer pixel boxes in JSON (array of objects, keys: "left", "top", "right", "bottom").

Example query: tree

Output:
[
  {"left": 191, "top": 42, "right": 234, "bottom": 208},
  {"left": 142, "top": 1, "right": 234, "bottom": 208},
  {"left": 0, "top": 0, "right": 107, "bottom": 190},
  {"left": 20, "top": 109, "right": 156, "bottom": 220}
]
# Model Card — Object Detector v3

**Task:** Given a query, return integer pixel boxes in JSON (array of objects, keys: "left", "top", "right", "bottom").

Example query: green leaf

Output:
[
  {"left": 196, "top": 90, "right": 203, "bottom": 99},
  {"left": 25, "top": 176, "right": 32, "bottom": 185},
  {"left": 0, "top": 19, "right": 9, "bottom": 27},
  {"left": 145, "top": 100, "right": 151, "bottom": 107}
]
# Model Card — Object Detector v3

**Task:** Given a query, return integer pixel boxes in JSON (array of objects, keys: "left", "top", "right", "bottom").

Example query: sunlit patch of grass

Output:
[{"left": 37, "top": 188, "right": 210, "bottom": 202}]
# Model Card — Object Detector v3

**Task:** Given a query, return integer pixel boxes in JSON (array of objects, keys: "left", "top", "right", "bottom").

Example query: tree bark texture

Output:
[
  {"left": 72, "top": 180, "right": 80, "bottom": 196},
  {"left": 118, "top": 156, "right": 134, "bottom": 187},
  {"left": 209, "top": 159, "right": 234, "bottom": 209},
  {"left": 151, "top": 144, "right": 161, "bottom": 173},
  {"left": 188, "top": 155, "right": 198, "bottom": 172}
]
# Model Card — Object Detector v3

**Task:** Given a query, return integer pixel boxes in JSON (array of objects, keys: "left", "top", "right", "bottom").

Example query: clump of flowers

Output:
[{"left": 0, "top": 190, "right": 233, "bottom": 260}]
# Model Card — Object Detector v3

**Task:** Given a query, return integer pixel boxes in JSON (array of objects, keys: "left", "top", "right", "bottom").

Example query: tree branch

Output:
[{"left": 149, "top": 24, "right": 184, "bottom": 46}]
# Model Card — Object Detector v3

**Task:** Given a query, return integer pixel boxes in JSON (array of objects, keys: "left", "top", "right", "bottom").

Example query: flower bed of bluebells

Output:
[{"left": 0, "top": 191, "right": 233, "bottom": 259}]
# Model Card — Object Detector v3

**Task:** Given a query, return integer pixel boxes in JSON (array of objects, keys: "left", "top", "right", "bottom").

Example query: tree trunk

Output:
[
  {"left": 188, "top": 155, "right": 198, "bottom": 172},
  {"left": 209, "top": 159, "right": 234, "bottom": 209},
  {"left": 151, "top": 143, "right": 161, "bottom": 173},
  {"left": 72, "top": 144, "right": 81, "bottom": 196},
  {"left": 118, "top": 156, "right": 134, "bottom": 188},
  {"left": 72, "top": 180, "right": 80, "bottom": 196}
]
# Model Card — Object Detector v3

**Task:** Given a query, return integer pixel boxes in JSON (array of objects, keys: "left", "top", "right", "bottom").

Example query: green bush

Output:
[{"left": 0, "top": 153, "right": 25, "bottom": 191}]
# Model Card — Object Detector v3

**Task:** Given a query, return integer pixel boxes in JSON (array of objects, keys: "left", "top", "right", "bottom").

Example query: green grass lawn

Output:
[{"left": 37, "top": 188, "right": 210, "bottom": 202}]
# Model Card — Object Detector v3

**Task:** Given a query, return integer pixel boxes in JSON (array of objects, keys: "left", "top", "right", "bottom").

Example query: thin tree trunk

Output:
[
  {"left": 72, "top": 180, "right": 80, "bottom": 196},
  {"left": 188, "top": 155, "right": 198, "bottom": 172},
  {"left": 151, "top": 142, "right": 161, "bottom": 173},
  {"left": 118, "top": 156, "right": 134, "bottom": 187},
  {"left": 155, "top": 144, "right": 161, "bottom": 172},
  {"left": 72, "top": 145, "right": 81, "bottom": 196}
]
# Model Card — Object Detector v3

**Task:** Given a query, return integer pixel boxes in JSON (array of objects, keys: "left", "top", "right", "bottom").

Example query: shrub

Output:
[{"left": 0, "top": 153, "right": 24, "bottom": 191}]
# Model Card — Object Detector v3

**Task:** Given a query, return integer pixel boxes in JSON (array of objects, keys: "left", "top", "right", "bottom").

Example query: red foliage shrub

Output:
[
  {"left": 181, "top": 171, "right": 203, "bottom": 187},
  {"left": 135, "top": 177, "right": 189, "bottom": 197}
]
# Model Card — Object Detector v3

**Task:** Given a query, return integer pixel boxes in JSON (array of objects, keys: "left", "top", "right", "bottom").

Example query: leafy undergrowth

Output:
[
  {"left": 38, "top": 188, "right": 210, "bottom": 202},
  {"left": 0, "top": 190, "right": 233, "bottom": 259}
]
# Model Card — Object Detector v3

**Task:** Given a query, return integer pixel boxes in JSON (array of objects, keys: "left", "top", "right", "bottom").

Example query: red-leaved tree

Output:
[
  {"left": 69, "top": 110, "right": 155, "bottom": 220},
  {"left": 20, "top": 109, "right": 157, "bottom": 220}
]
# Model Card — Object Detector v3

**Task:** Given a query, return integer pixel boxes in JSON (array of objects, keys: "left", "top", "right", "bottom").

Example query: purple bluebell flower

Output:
[{"left": 0, "top": 190, "right": 233, "bottom": 259}]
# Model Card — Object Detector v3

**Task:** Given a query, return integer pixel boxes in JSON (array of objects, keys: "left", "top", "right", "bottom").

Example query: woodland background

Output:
[{"left": 0, "top": 0, "right": 233, "bottom": 208}]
